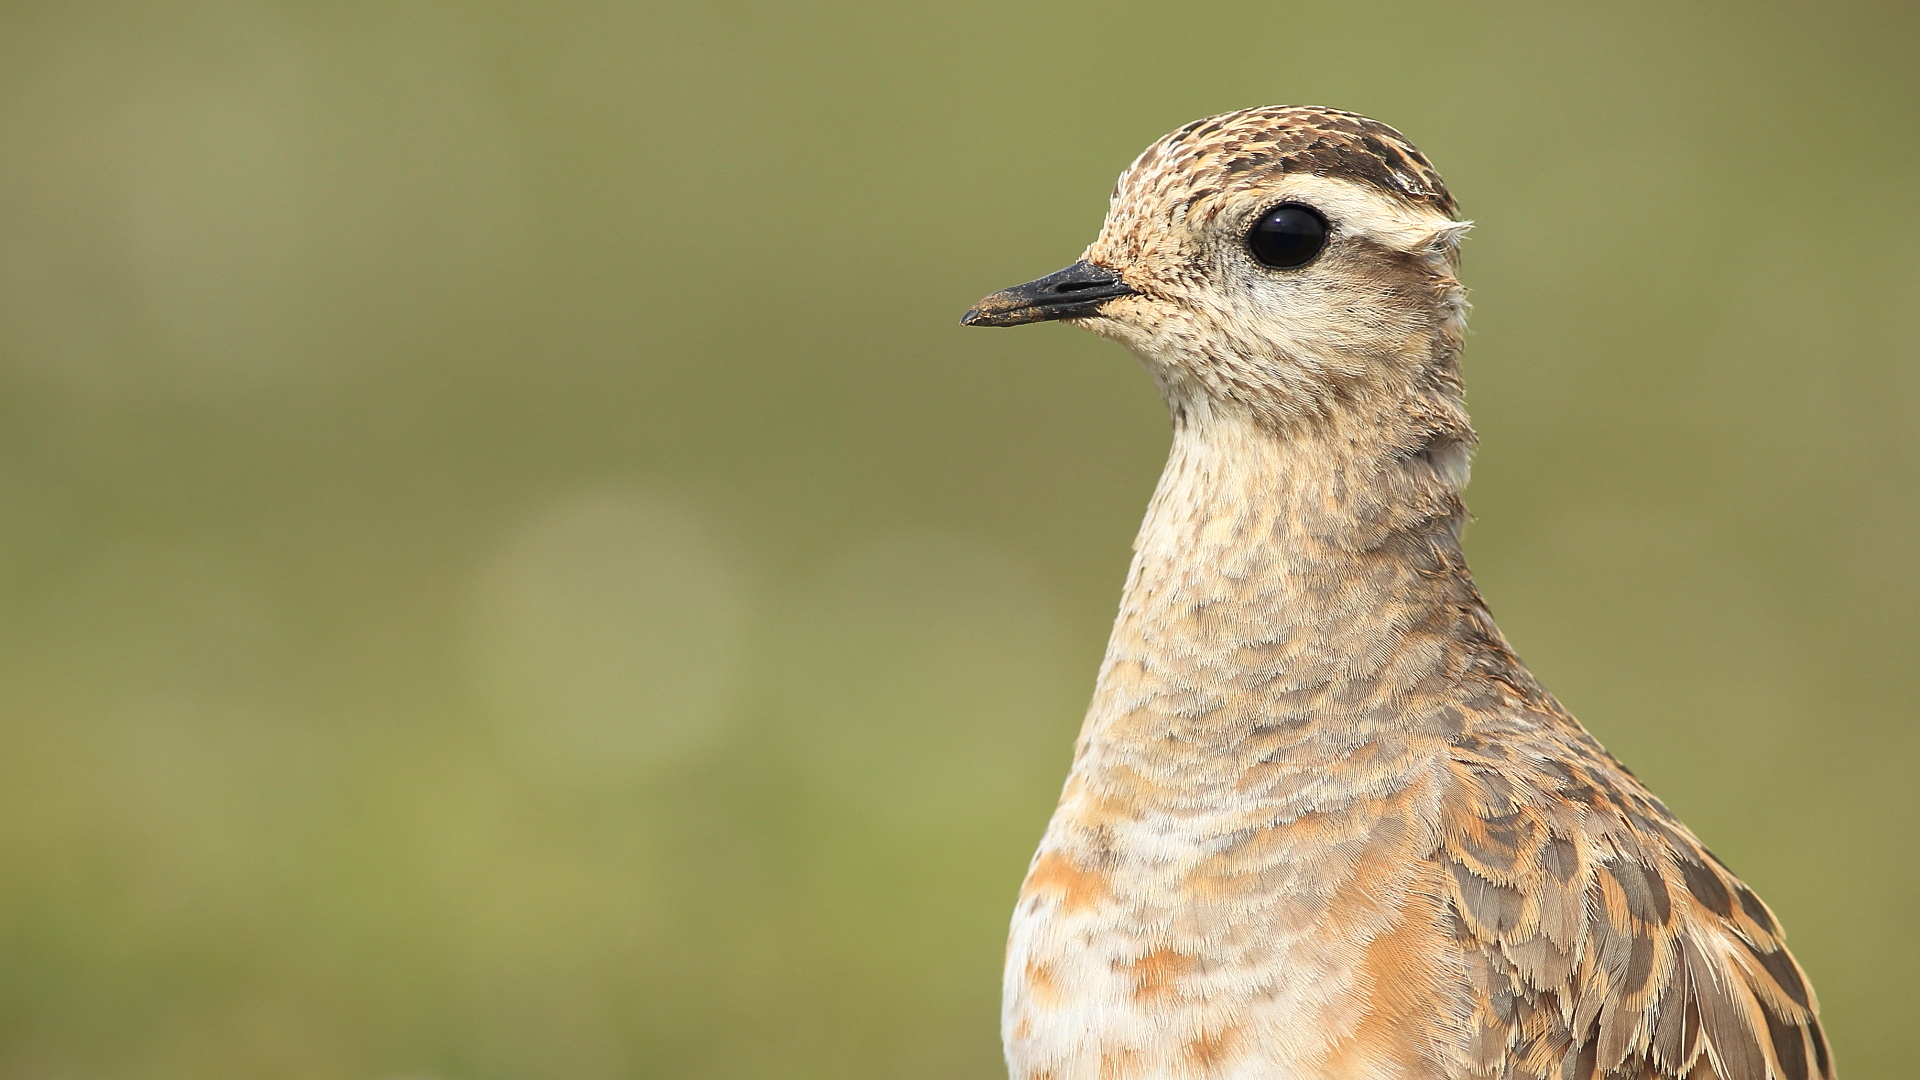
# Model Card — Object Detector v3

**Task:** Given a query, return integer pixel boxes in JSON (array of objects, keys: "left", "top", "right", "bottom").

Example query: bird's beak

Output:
[{"left": 960, "top": 260, "right": 1137, "bottom": 327}]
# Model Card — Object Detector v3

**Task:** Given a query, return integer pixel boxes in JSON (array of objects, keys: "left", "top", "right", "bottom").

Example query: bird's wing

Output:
[{"left": 1439, "top": 723, "right": 1833, "bottom": 1080}]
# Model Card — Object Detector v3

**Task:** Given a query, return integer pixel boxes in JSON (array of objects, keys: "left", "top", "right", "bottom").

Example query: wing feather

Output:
[{"left": 1440, "top": 723, "right": 1832, "bottom": 1080}]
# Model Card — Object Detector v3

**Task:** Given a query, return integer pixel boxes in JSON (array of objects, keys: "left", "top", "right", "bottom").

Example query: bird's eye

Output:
[{"left": 1246, "top": 204, "right": 1329, "bottom": 269}]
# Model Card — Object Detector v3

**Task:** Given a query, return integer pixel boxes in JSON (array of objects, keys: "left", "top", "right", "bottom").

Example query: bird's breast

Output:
[{"left": 1003, "top": 751, "right": 1466, "bottom": 1080}]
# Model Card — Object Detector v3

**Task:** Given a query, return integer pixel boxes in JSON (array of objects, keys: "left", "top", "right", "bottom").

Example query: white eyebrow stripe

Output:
[{"left": 1236, "top": 174, "right": 1462, "bottom": 253}]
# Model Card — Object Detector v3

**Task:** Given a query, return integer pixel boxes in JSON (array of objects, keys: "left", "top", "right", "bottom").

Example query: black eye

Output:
[{"left": 1246, "top": 204, "right": 1329, "bottom": 269}]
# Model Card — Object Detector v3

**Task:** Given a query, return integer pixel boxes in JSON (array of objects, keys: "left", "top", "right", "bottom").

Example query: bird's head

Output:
[{"left": 964, "top": 106, "right": 1472, "bottom": 430}]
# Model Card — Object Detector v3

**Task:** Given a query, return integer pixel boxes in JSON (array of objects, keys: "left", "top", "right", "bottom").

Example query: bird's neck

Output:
[{"left": 1081, "top": 398, "right": 1524, "bottom": 763}]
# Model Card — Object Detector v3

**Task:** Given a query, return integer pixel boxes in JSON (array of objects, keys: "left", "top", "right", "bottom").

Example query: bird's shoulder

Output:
[{"left": 1428, "top": 708, "right": 1832, "bottom": 1080}]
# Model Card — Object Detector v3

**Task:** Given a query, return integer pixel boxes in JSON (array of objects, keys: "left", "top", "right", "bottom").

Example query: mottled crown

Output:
[{"left": 1114, "top": 105, "right": 1457, "bottom": 219}]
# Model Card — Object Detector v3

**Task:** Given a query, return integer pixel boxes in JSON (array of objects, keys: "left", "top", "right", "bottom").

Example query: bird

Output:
[{"left": 960, "top": 106, "right": 1832, "bottom": 1080}]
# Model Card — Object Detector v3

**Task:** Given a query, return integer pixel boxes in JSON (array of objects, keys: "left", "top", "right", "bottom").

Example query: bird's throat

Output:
[{"left": 1078, "top": 404, "right": 1499, "bottom": 772}]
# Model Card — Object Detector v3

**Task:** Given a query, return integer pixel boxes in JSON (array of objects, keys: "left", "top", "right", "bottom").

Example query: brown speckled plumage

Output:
[
  {"left": 966, "top": 106, "right": 1831, "bottom": 1080},
  {"left": 1116, "top": 106, "right": 1458, "bottom": 218}
]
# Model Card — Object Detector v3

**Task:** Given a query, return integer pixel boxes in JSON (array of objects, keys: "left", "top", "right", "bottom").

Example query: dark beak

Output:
[{"left": 960, "top": 260, "right": 1137, "bottom": 327}]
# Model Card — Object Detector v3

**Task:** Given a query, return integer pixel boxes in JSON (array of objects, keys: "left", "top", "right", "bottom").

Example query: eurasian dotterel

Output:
[{"left": 962, "top": 106, "right": 1830, "bottom": 1080}]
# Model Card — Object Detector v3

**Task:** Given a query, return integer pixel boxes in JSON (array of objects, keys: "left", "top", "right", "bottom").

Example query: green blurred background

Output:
[{"left": 0, "top": 0, "right": 1913, "bottom": 1076}]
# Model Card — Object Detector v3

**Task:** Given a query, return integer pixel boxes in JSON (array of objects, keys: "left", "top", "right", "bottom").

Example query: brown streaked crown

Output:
[{"left": 1114, "top": 105, "right": 1457, "bottom": 219}]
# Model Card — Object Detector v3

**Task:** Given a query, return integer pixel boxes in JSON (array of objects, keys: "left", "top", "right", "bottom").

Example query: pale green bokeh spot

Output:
[
  {"left": 466, "top": 488, "right": 749, "bottom": 776},
  {"left": 780, "top": 531, "right": 1078, "bottom": 826}
]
